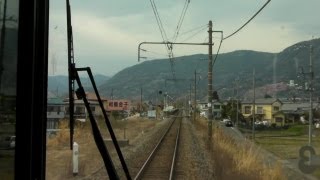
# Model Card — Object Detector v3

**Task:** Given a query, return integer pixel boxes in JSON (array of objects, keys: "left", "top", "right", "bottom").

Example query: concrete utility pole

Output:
[
  {"left": 232, "top": 83, "right": 235, "bottom": 120},
  {"left": 111, "top": 88, "right": 114, "bottom": 100},
  {"left": 236, "top": 77, "right": 239, "bottom": 127},
  {"left": 252, "top": 68, "right": 256, "bottom": 141},
  {"left": 308, "top": 45, "right": 314, "bottom": 146},
  {"left": 194, "top": 70, "right": 197, "bottom": 122},
  {"left": 208, "top": 20, "right": 213, "bottom": 138},
  {"left": 190, "top": 83, "right": 192, "bottom": 116},
  {"left": 140, "top": 87, "right": 143, "bottom": 116}
]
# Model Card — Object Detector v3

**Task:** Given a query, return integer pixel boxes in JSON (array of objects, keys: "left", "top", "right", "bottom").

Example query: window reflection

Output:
[{"left": 0, "top": 0, "right": 19, "bottom": 179}]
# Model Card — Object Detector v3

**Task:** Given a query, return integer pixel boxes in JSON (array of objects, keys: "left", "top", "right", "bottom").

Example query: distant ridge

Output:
[
  {"left": 98, "top": 38, "right": 320, "bottom": 101},
  {"left": 48, "top": 74, "right": 110, "bottom": 97}
]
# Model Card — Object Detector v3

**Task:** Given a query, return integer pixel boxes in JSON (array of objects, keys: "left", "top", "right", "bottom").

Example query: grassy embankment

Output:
[
  {"left": 244, "top": 124, "right": 320, "bottom": 178},
  {"left": 46, "top": 115, "right": 159, "bottom": 179},
  {"left": 196, "top": 118, "right": 286, "bottom": 180}
]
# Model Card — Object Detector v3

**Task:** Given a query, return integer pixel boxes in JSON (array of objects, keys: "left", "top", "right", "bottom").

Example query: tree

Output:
[
  {"left": 264, "top": 94, "right": 272, "bottom": 98},
  {"left": 212, "top": 91, "right": 219, "bottom": 101},
  {"left": 221, "top": 99, "right": 242, "bottom": 123}
]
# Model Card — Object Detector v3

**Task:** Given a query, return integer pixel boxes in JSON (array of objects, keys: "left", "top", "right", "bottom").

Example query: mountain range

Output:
[
  {"left": 48, "top": 74, "right": 110, "bottom": 97},
  {"left": 49, "top": 38, "right": 320, "bottom": 102}
]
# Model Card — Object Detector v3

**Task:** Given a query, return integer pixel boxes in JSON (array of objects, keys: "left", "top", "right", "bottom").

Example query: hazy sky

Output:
[{"left": 48, "top": 0, "right": 320, "bottom": 76}]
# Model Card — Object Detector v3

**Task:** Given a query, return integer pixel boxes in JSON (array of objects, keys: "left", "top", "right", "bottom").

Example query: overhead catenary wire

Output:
[
  {"left": 179, "top": 24, "right": 208, "bottom": 37},
  {"left": 149, "top": 0, "right": 173, "bottom": 58},
  {"left": 169, "top": 0, "right": 190, "bottom": 78},
  {"left": 213, "top": 31, "right": 223, "bottom": 66},
  {"left": 141, "top": 48, "right": 169, "bottom": 57},
  {"left": 149, "top": 0, "right": 169, "bottom": 43},
  {"left": 167, "top": 0, "right": 191, "bottom": 78},
  {"left": 212, "top": 0, "right": 271, "bottom": 67},
  {"left": 141, "top": 24, "right": 208, "bottom": 61},
  {"left": 181, "top": 25, "right": 208, "bottom": 43},
  {"left": 149, "top": 0, "right": 194, "bottom": 79},
  {"left": 172, "top": 0, "right": 190, "bottom": 42},
  {"left": 223, "top": 0, "right": 271, "bottom": 40},
  {"left": 149, "top": 0, "right": 175, "bottom": 78}
]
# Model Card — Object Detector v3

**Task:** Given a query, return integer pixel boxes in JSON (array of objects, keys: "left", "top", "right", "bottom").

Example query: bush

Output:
[
  {"left": 282, "top": 124, "right": 290, "bottom": 129},
  {"left": 255, "top": 124, "right": 266, "bottom": 130}
]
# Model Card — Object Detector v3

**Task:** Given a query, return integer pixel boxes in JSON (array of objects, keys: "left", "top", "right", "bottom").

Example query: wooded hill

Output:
[{"left": 98, "top": 38, "right": 320, "bottom": 101}]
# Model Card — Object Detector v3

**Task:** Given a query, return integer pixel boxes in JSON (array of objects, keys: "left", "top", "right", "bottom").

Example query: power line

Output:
[
  {"left": 211, "top": 0, "right": 271, "bottom": 67},
  {"left": 169, "top": 0, "right": 190, "bottom": 76},
  {"left": 141, "top": 48, "right": 168, "bottom": 57},
  {"left": 179, "top": 24, "right": 208, "bottom": 37},
  {"left": 223, "top": 0, "right": 271, "bottom": 40},
  {"left": 203, "top": 35, "right": 224, "bottom": 44},
  {"left": 149, "top": 0, "right": 168, "bottom": 42},
  {"left": 172, "top": 0, "right": 190, "bottom": 42},
  {"left": 213, "top": 31, "right": 223, "bottom": 66},
  {"left": 203, "top": 36, "right": 208, "bottom": 43},
  {"left": 149, "top": 0, "right": 176, "bottom": 78},
  {"left": 181, "top": 25, "right": 207, "bottom": 42},
  {"left": 148, "top": 0, "right": 195, "bottom": 79}
]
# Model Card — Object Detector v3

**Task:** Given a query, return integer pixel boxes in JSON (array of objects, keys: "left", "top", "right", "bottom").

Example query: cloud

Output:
[
  {"left": 220, "top": 21, "right": 311, "bottom": 53},
  {"left": 48, "top": 0, "right": 320, "bottom": 76},
  {"left": 48, "top": 3, "right": 197, "bottom": 76}
]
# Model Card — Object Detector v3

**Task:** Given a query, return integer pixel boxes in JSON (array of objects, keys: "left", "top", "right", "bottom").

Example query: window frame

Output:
[
  {"left": 244, "top": 106, "right": 251, "bottom": 114},
  {"left": 16, "top": 1, "right": 49, "bottom": 179},
  {"left": 257, "top": 107, "right": 263, "bottom": 114}
]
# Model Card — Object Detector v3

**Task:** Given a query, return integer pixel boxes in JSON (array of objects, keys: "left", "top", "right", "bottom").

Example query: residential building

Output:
[
  {"left": 85, "top": 92, "right": 108, "bottom": 116},
  {"left": 47, "top": 97, "right": 65, "bottom": 129},
  {"left": 241, "top": 98, "right": 285, "bottom": 126},
  {"left": 64, "top": 92, "right": 101, "bottom": 119},
  {"left": 282, "top": 101, "right": 320, "bottom": 124},
  {"left": 198, "top": 100, "right": 223, "bottom": 119}
]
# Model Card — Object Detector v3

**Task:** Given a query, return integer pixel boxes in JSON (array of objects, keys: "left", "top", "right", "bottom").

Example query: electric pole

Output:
[
  {"left": 252, "top": 68, "right": 256, "bottom": 141},
  {"left": 308, "top": 45, "right": 314, "bottom": 146},
  {"left": 236, "top": 77, "right": 239, "bottom": 127},
  {"left": 140, "top": 87, "right": 143, "bottom": 116},
  {"left": 232, "top": 83, "right": 235, "bottom": 120},
  {"left": 156, "top": 90, "right": 158, "bottom": 120},
  {"left": 208, "top": 20, "right": 213, "bottom": 138},
  {"left": 190, "top": 82, "right": 192, "bottom": 117},
  {"left": 194, "top": 70, "right": 197, "bottom": 122},
  {"left": 111, "top": 88, "right": 114, "bottom": 100}
]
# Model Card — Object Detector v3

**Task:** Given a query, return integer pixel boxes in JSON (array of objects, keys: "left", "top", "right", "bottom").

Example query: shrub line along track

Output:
[{"left": 134, "top": 115, "right": 182, "bottom": 180}]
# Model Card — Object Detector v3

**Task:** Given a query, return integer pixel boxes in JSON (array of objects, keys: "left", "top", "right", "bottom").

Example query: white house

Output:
[
  {"left": 47, "top": 97, "right": 65, "bottom": 130},
  {"left": 198, "top": 100, "right": 223, "bottom": 119}
]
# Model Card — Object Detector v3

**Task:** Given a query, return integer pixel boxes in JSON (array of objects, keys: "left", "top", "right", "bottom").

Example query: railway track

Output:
[{"left": 134, "top": 116, "right": 182, "bottom": 180}]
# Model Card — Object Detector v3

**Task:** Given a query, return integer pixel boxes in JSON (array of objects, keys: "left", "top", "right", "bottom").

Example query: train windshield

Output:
[{"left": 44, "top": 1, "right": 320, "bottom": 179}]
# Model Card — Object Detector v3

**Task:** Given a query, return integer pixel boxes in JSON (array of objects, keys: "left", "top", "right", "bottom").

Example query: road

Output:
[{"left": 216, "top": 121, "right": 318, "bottom": 180}]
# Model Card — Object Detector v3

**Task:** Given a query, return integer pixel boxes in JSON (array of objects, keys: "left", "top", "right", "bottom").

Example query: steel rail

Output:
[
  {"left": 169, "top": 119, "right": 181, "bottom": 180},
  {"left": 134, "top": 117, "right": 181, "bottom": 180}
]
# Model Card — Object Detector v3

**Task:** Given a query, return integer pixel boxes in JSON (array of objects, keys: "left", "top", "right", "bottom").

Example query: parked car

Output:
[
  {"left": 1, "top": 135, "right": 15, "bottom": 149},
  {"left": 225, "top": 120, "right": 233, "bottom": 127},
  {"left": 222, "top": 119, "right": 231, "bottom": 123},
  {"left": 9, "top": 136, "right": 15, "bottom": 148}
]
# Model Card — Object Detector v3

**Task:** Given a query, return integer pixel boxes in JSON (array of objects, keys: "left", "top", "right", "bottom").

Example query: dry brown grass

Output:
[
  {"left": 47, "top": 120, "right": 71, "bottom": 148},
  {"left": 46, "top": 116, "right": 162, "bottom": 179},
  {"left": 196, "top": 118, "right": 287, "bottom": 180}
]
